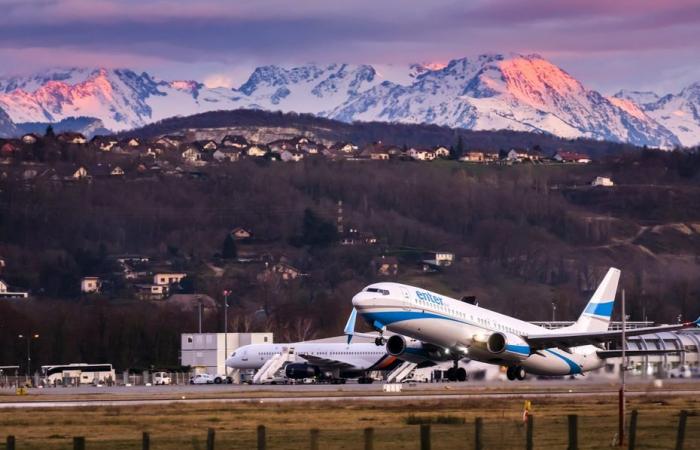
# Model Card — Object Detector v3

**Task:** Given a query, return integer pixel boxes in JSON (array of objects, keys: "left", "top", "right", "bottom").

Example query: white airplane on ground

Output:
[
  {"left": 226, "top": 340, "right": 445, "bottom": 383},
  {"left": 348, "top": 268, "right": 699, "bottom": 381}
]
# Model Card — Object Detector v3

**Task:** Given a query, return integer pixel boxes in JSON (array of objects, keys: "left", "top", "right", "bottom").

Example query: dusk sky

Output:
[{"left": 1, "top": 0, "right": 699, "bottom": 94}]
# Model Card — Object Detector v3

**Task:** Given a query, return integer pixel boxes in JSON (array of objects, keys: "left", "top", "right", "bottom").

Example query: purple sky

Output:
[{"left": 1, "top": 0, "right": 699, "bottom": 94}]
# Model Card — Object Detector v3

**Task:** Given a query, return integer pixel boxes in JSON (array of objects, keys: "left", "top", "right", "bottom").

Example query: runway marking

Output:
[{"left": 1, "top": 389, "right": 697, "bottom": 409}]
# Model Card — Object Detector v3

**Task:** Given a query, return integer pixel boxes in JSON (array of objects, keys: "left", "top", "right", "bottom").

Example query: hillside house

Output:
[
  {"left": 153, "top": 272, "right": 187, "bottom": 286},
  {"left": 201, "top": 140, "right": 218, "bottom": 151},
  {"left": 0, "top": 256, "right": 5, "bottom": 270},
  {"left": 0, "top": 279, "right": 29, "bottom": 299},
  {"left": 434, "top": 146, "right": 450, "bottom": 158},
  {"left": 135, "top": 284, "right": 168, "bottom": 300},
  {"left": 258, "top": 262, "right": 305, "bottom": 282},
  {"left": 247, "top": 145, "right": 268, "bottom": 157},
  {"left": 592, "top": 176, "right": 614, "bottom": 187},
  {"left": 155, "top": 135, "right": 184, "bottom": 148},
  {"left": 331, "top": 142, "right": 358, "bottom": 154},
  {"left": 408, "top": 148, "right": 436, "bottom": 161},
  {"left": 230, "top": 227, "right": 252, "bottom": 240},
  {"left": 221, "top": 135, "right": 248, "bottom": 148},
  {"left": 371, "top": 256, "right": 399, "bottom": 276},
  {"left": 281, "top": 150, "right": 304, "bottom": 162},
  {"left": 0, "top": 142, "right": 18, "bottom": 157},
  {"left": 553, "top": 151, "right": 591, "bottom": 164},
  {"left": 182, "top": 147, "right": 203, "bottom": 164},
  {"left": 213, "top": 148, "right": 243, "bottom": 162},
  {"left": 21, "top": 134, "right": 39, "bottom": 144},
  {"left": 80, "top": 277, "right": 101, "bottom": 294},
  {"left": 460, "top": 151, "right": 485, "bottom": 162},
  {"left": 58, "top": 132, "right": 87, "bottom": 145},
  {"left": 422, "top": 251, "right": 455, "bottom": 271},
  {"left": 127, "top": 138, "right": 141, "bottom": 147}
]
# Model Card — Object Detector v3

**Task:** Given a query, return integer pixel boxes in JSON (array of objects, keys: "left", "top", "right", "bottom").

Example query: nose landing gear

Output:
[{"left": 506, "top": 366, "right": 526, "bottom": 381}]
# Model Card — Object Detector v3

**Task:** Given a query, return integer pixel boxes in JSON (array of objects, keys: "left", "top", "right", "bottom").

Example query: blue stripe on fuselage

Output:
[
  {"left": 505, "top": 344, "right": 530, "bottom": 355},
  {"left": 361, "top": 310, "right": 465, "bottom": 329},
  {"left": 545, "top": 349, "right": 582, "bottom": 374},
  {"left": 583, "top": 301, "right": 614, "bottom": 317}
]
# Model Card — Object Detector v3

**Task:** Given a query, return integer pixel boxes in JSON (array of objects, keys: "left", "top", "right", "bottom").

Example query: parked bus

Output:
[{"left": 41, "top": 364, "right": 115, "bottom": 385}]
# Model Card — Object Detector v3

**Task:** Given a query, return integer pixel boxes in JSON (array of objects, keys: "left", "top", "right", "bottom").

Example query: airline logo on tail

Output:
[{"left": 582, "top": 301, "right": 614, "bottom": 318}]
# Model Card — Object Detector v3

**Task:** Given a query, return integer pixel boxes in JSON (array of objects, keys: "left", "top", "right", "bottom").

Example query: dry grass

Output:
[{"left": 0, "top": 394, "right": 698, "bottom": 449}]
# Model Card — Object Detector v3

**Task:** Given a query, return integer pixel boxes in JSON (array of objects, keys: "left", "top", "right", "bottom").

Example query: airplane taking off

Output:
[
  {"left": 226, "top": 340, "right": 440, "bottom": 383},
  {"left": 349, "top": 268, "right": 700, "bottom": 381}
]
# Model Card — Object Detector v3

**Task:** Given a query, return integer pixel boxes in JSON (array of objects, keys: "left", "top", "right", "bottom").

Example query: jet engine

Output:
[
  {"left": 284, "top": 363, "right": 320, "bottom": 379},
  {"left": 486, "top": 332, "right": 531, "bottom": 362},
  {"left": 386, "top": 335, "right": 450, "bottom": 363}
]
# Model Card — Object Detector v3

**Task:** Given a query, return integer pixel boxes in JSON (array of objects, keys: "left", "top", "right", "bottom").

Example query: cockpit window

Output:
[{"left": 366, "top": 287, "right": 390, "bottom": 295}]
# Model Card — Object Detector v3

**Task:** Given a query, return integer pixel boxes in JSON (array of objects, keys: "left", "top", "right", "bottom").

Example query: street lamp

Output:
[
  {"left": 551, "top": 302, "right": 557, "bottom": 322},
  {"left": 18, "top": 333, "right": 39, "bottom": 378},
  {"left": 223, "top": 290, "right": 231, "bottom": 376}
]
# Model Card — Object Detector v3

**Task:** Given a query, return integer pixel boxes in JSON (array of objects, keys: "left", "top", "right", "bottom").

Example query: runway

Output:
[{"left": 1, "top": 379, "right": 698, "bottom": 409}]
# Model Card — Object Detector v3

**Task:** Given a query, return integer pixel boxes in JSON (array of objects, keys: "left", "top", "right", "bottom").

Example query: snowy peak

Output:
[{"left": 0, "top": 57, "right": 698, "bottom": 147}]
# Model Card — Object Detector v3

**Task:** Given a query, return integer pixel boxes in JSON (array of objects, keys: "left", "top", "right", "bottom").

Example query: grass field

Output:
[{"left": 1, "top": 393, "right": 698, "bottom": 449}]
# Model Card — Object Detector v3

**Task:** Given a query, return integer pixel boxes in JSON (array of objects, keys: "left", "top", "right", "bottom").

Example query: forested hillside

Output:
[{"left": 1, "top": 150, "right": 700, "bottom": 370}]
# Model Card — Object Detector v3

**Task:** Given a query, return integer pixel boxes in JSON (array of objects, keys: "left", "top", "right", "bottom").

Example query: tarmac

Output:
[{"left": 1, "top": 378, "right": 698, "bottom": 409}]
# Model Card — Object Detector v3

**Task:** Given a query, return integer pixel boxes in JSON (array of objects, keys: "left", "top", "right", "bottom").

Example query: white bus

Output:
[{"left": 41, "top": 364, "right": 116, "bottom": 385}]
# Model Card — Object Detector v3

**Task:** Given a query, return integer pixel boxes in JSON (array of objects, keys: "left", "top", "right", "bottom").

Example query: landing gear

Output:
[
  {"left": 358, "top": 376, "right": 374, "bottom": 384},
  {"left": 506, "top": 366, "right": 526, "bottom": 381},
  {"left": 446, "top": 360, "right": 467, "bottom": 382},
  {"left": 374, "top": 334, "right": 385, "bottom": 346}
]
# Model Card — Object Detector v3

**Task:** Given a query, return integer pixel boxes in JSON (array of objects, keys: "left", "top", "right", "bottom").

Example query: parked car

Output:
[
  {"left": 190, "top": 373, "right": 215, "bottom": 385},
  {"left": 668, "top": 365, "right": 692, "bottom": 379},
  {"left": 153, "top": 372, "right": 172, "bottom": 385},
  {"left": 213, "top": 374, "right": 233, "bottom": 384}
]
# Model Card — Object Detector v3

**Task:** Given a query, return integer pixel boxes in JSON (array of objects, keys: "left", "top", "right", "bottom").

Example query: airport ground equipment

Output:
[
  {"left": 252, "top": 346, "right": 295, "bottom": 384},
  {"left": 386, "top": 361, "right": 417, "bottom": 383}
]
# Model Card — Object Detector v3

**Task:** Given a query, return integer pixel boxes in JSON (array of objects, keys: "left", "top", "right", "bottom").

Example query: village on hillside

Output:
[{"left": 0, "top": 128, "right": 594, "bottom": 184}]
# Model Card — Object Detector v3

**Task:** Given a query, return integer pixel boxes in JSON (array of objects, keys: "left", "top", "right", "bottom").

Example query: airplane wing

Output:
[
  {"left": 525, "top": 318, "right": 699, "bottom": 351},
  {"left": 297, "top": 353, "right": 356, "bottom": 371},
  {"left": 596, "top": 349, "right": 683, "bottom": 359}
]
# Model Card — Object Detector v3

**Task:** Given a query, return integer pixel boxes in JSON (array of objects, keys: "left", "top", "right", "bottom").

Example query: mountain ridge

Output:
[{"left": 0, "top": 55, "right": 698, "bottom": 147}]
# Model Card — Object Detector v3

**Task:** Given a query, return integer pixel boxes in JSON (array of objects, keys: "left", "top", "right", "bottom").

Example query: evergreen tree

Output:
[
  {"left": 221, "top": 234, "right": 237, "bottom": 259},
  {"left": 45, "top": 125, "right": 55, "bottom": 139},
  {"left": 451, "top": 135, "right": 465, "bottom": 159},
  {"left": 300, "top": 208, "right": 338, "bottom": 247}
]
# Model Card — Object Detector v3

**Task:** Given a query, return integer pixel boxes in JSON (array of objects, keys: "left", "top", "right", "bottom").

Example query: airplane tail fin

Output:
[{"left": 563, "top": 267, "right": 620, "bottom": 333}]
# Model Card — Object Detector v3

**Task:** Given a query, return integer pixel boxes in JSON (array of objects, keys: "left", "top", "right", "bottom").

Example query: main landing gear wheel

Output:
[
  {"left": 506, "top": 366, "right": 526, "bottom": 381},
  {"left": 456, "top": 367, "right": 467, "bottom": 382}
]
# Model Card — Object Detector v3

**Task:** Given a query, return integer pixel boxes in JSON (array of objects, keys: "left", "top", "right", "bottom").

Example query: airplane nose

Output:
[{"left": 352, "top": 292, "right": 368, "bottom": 309}]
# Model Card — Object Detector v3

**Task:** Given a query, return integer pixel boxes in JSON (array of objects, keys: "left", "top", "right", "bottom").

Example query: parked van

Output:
[{"left": 153, "top": 372, "right": 172, "bottom": 385}]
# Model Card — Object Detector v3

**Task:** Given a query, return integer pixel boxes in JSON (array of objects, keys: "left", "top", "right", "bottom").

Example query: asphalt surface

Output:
[{"left": 1, "top": 378, "right": 698, "bottom": 409}]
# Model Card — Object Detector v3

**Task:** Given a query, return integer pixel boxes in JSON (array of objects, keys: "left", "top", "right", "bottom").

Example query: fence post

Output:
[
  {"left": 207, "top": 428, "right": 215, "bottom": 450},
  {"left": 475, "top": 417, "right": 483, "bottom": 450},
  {"left": 675, "top": 410, "right": 688, "bottom": 450},
  {"left": 364, "top": 427, "right": 374, "bottom": 450},
  {"left": 257, "top": 425, "right": 266, "bottom": 450},
  {"left": 628, "top": 410, "right": 638, "bottom": 450},
  {"left": 567, "top": 415, "right": 578, "bottom": 450},
  {"left": 73, "top": 436, "right": 85, "bottom": 450},
  {"left": 420, "top": 423, "right": 431, "bottom": 450},
  {"left": 309, "top": 428, "right": 319, "bottom": 450},
  {"left": 6, "top": 436, "right": 15, "bottom": 450},
  {"left": 142, "top": 432, "right": 150, "bottom": 450},
  {"left": 526, "top": 414, "right": 534, "bottom": 450}
]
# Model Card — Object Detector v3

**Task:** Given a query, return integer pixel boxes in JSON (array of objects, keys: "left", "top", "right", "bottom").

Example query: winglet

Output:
[
  {"left": 695, "top": 316, "right": 700, "bottom": 327},
  {"left": 344, "top": 308, "right": 358, "bottom": 344}
]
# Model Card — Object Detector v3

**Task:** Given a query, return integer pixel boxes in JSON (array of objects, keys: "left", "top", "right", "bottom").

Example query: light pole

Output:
[
  {"left": 18, "top": 333, "right": 39, "bottom": 378},
  {"left": 223, "top": 290, "right": 231, "bottom": 376},
  {"left": 551, "top": 301, "right": 557, "bottom": 322}
]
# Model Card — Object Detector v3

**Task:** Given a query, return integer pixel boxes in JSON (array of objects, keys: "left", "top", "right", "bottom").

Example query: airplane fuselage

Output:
[{"left": 352, "top": 283, "right": 606, "bottom": 376}]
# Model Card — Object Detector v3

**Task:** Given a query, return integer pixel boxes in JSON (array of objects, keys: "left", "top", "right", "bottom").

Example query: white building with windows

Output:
[{"left": 180, "top": 332, "right": 273, "bottom": 377}]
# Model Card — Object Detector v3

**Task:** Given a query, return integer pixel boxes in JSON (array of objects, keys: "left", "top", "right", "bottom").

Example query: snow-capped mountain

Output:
[
  {"left": 0, "top": 55, "right": 697, "bottom": 147},
  {"left": 615, "top": 84, "right": 700, "bottom": 147}
]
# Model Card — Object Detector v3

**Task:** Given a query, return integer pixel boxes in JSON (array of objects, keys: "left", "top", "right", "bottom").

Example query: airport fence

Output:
[{"left": 3, "top": 409, "right": 698, "bottom": 449}]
